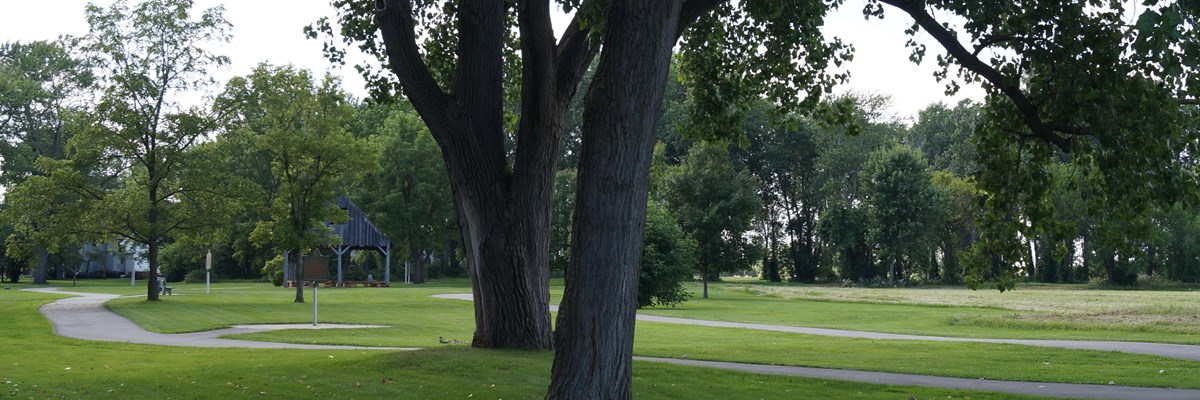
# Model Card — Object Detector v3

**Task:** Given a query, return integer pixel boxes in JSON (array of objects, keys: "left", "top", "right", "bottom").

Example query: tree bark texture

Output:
[
  {"left": 547, "top": 1, "right": 682, "bottom": 398},
  {"left": 376, "top": 0, "right": 551, "bottom": 349},
  {"left": 375, "top": 0, "right": 596, "bottom": 350},
  {"left": 146, "top": 194, "right": 160, "bottom": 301},
  {"left": 409, "top": 248, "right": 427, "bottom": 284},
  {"left": 147, "top": 240, "right": 160, "bottom": 301},
  {"left": 293, "top": 249, "right": 305, "bottom": 303},
  {"left": 33, "top": 247, "right": 49, "bottom": 285}
]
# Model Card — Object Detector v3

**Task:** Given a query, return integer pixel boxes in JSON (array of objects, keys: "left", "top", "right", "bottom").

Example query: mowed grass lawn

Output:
[
  {"left": 68, "top": 279, "right": 1200, "bottom": 389},
  {"left": 0, "top": 285, "right": 1055, "bottom": 400},
  {"left": 636, "top": 283, "right": 1200, "bottom": 344}
]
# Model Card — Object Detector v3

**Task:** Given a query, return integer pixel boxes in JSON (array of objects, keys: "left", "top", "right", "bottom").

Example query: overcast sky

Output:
[{"left": 0, "top": 0, "right": 984, "bottom": 119}]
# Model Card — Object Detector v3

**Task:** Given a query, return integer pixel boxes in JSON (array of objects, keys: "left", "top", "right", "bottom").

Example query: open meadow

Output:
[
  {"left": 2, "top": 278, "right": 1198, "bottom": 398},
  {"left": 639, "top": 283, "right": 1200, "bottom": 344}
]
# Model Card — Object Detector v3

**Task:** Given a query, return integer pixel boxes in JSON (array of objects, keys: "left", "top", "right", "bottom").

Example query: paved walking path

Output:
[
  {"left": 433, "top": 293, "right": 1200, "bottom": 362},
  {"left": 27, "top": 287, "right": 413, "bottom": 350}
]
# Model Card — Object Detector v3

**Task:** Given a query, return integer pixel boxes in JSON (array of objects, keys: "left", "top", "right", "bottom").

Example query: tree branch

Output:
[
  {"left": 554, "top": 17, "right": 598, "bottom": 103},
  {"left": 880, "top": 0, "right": 1076, "bottom": 152},
  {"left": 449, "top": 0, "right": 505, "bottom": 128},
  {"left": 374, "top": 0, "right": 455, "bottom": 127},
  {"left": 675, "top": 0, "right": 725, "bottom": 41},
  {"left": 519, "top": 0, "right": 559, "bottom": 125}
]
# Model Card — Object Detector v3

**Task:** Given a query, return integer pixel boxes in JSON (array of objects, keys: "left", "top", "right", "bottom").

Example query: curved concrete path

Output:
[
  {"left": 28, "top": 287, "right": 413, "bottom": 350},
  {"left": 433, "top": 293, "right": 1200, "bottom": 362}
]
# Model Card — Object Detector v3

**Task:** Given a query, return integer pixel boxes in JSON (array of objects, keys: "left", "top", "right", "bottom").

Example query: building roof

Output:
[{"left": 328, "top": 196, "right": 392, "bottom": 249}]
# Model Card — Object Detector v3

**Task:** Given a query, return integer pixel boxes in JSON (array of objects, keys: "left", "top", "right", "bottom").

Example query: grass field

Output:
[
  {"left": 633, "top": 283, "right": 1200, "bottom": 344},
  {"left": 21, "top": 278, "right": 1181, "bottom": 389},
  {"left": 0, "top": 284, "right": 1058, "bottom": 400}
]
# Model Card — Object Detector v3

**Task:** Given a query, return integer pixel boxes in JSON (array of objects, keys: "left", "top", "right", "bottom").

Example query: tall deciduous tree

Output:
[
  {"left": 214, "top": 64, "right": 377, "bottom": 303},
  {"left": 862, "top": 145, "right": 941, "bottom": 286},
  {"left": 906, "top": 100, "right": 981, "bottom": 176},
  {"left": 638, "top": 199, "right": 696, "bottom": 308},
  {"left": 739, "top": 104, "right": 823, "bottom": 283},
  {"left": 0, "top": 40, "right": 94, "bottom": 285},
  {"left": 25, "top": 0, "right": 232, "bottom": 300},
  {"left": 354, "top": 104, "right": 456, "bottom": 283},
  {"left": 929, "top": 171, "right": 979, "bottom": 283},
  {"left": 314, "top": 0, "right": 601, "bottom": 349}
]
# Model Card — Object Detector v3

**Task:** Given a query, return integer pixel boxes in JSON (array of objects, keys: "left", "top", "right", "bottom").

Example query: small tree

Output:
[
  {"left": 664, "top": 142, "right": 762, "bottom": 298},
  {"left": 638, "top": 200, "right": 696, "bottom": 308}
]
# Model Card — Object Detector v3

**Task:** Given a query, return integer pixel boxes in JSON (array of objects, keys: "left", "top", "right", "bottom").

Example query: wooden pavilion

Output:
[{"left": 282, "top": 196, "right": 393, "bottom": 287}]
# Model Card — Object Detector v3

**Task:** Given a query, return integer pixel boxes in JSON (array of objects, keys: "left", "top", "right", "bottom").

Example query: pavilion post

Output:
[
  {"left": 381, "top": 244, "right": 391, "bottom": 287},
  {"left": 334, "top": 246, "right": 349, "bottom": 287}
]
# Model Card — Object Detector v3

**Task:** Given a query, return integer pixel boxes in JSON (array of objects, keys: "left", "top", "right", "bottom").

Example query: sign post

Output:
[
  {"left": 300, "top": 255, "right": 330, "bottom": 327},
  {"left": 205, "top": 250, "right": 212, "bottom": 294},
  {"left": 122, "top": 244, "right": 133, "bottom": 287}
]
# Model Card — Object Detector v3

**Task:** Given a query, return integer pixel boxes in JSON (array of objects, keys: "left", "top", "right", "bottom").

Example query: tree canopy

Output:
[
  {"left": 0, "top": 39, "right": 94, "bottom": 284},
  {"left": 213, "top": 63, "right": 378, "bottom": 302}
]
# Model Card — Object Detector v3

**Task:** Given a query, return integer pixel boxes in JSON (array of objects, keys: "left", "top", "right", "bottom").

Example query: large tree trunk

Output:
[
  {"left": 409, "top": 248, "right": 427, "bottom": 284},
  {"left": 452, "top": 181, "right": 553, "bottom": 348},
  {"left": 375, "top": 0, "right": 597, "bottom": 350},
  {"left": 146, "top": 198, "right": 160, "bottom": 301},
  {"left": 376, "top": 0, "right": 552, "bottom": 349},
  {"left": 547, "top": 1, "right": 681, "bottom": 398},
  {"left": 147, "top": 240, "right": 160, "bottom": 301},
  {"left": 33, "top": 247, "right": 49, "bottom": 285}
]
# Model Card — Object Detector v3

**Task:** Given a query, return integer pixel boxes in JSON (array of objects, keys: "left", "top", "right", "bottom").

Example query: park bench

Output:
[
  {"left": 158, "top": 278, "right": 173, "bottom": 295},
  {"left": 279, "top": 279, "right": 319, "bottom": 287},
  {"left": 339, "top": 280, "right": 387, "bottom": 288}
]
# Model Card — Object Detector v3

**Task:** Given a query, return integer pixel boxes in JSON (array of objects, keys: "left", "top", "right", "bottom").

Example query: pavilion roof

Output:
[{"left": 328, "top": 196, "right": 392, "bottom": 249}]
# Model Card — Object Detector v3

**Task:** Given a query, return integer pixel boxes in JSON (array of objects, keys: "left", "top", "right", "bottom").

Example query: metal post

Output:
[
  {"left": 382, "top": 244, "right": 391, "bottom": 287},
  {"left": 336, "top": 247, "right": 345, "bottom": 287},
  {"left": 404, "top": 260, "right": 410, "bottom": 284},
  {"left": 312, "top": 283, "right": 318, "bottom": 327},
  {"left": 205, "top": 250, "right": 212, "bottom": 295}
]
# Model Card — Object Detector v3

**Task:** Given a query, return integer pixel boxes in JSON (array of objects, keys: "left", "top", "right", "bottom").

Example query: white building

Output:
[{"left": 78, "top": 241, "right": 148, "bottom": 275}]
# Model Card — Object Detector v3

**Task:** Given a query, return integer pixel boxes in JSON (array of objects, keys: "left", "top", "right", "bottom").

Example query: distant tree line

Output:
[
  {"left": 547, "top": 68, "right": 1200, "bottom": 291},
  {"left": 0, "top": 0, "right": 463, "bottom": 296}
]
